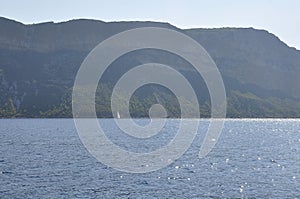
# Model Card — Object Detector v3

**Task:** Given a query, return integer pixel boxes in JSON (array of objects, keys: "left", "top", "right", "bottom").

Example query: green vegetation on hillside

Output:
[
  {"left": 1, "top": 83, "right": 300, "bottom": 118},
  {"left": 1, "top": 18, "right": 300, "bottom": 118}
]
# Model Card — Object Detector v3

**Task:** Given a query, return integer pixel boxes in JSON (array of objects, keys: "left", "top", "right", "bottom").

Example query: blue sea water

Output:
[{"left": 1, "top": 119, "right": 300, "bottom": 198}]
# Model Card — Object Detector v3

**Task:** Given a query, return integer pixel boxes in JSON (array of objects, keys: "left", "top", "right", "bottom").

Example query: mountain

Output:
[{"left": 0, "top": 17, "right": 300, "bottom": 118}]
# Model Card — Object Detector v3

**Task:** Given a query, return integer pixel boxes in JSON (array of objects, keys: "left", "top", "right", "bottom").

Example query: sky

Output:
[{"left": 1, "top": 0, "right": 300, "bottom": 49}]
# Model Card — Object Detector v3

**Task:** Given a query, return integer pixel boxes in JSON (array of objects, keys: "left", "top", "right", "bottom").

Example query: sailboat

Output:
[
  {"left": 153, "top": 92, "right": 169, "bottom": 118},
  {"left": 116, "top": 111, "right": 121, "bottom": 119}
]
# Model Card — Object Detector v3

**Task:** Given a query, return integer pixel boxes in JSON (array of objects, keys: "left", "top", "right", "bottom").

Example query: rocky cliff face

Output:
[
  {"left": 187, "top": 28, "right": 300, "bottom": 99},
  {"left": 0, "top": 17, "right": 300, "bottom": 117}
]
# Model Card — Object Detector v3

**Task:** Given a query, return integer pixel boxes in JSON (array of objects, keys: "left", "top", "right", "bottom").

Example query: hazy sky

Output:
[{"left": 1, "top": 0, "right": 299, "bottom": 49}]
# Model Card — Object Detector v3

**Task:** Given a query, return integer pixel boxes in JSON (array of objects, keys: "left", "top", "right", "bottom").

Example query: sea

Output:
[{"left": 1, "top": 119, "right": 300, "bottom": 198}]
